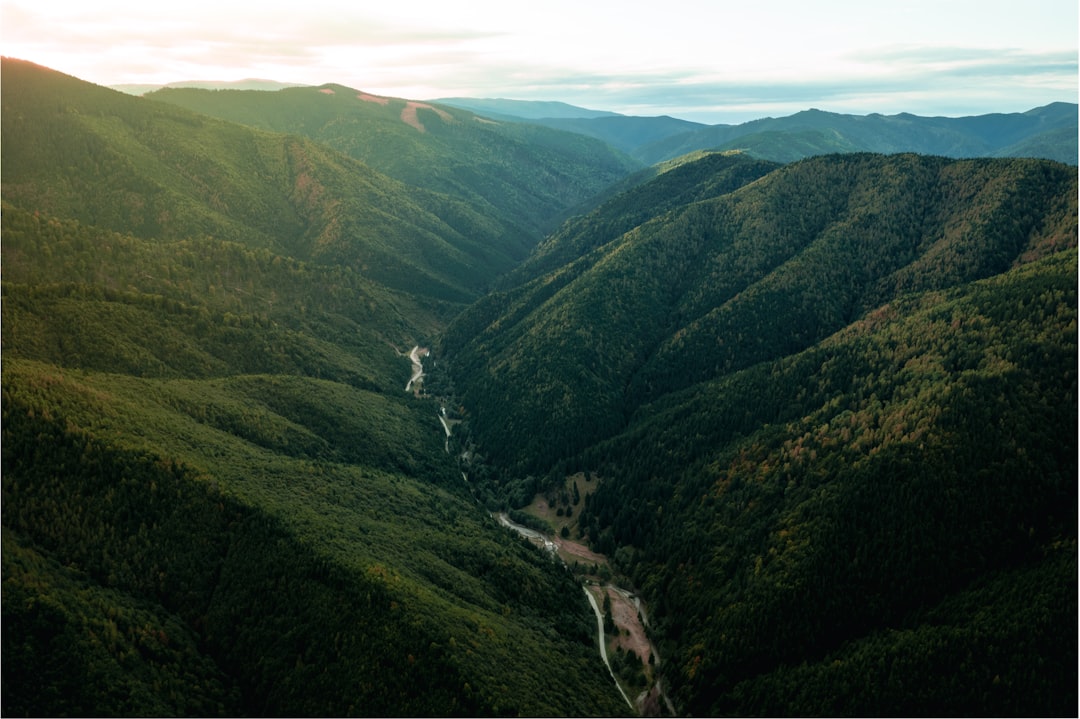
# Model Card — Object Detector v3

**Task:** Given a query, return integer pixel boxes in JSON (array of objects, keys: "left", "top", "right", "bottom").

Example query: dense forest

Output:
[
  {"left": 144, "top": 83, "right": 642, "bottom": 243},
  {"left": 3, "top": 56, "right": 1077, "bottom": 717},
  {"left": 1, "top": 59, "right": 628, "bottom": 716},
  {"left": 440, "top": 151, "right": 1078, "bottom": 715}
]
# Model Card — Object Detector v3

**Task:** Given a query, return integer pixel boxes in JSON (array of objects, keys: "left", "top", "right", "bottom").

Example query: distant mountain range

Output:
[
  {"left": 435, "top": 97, "right": 1079, "bottom": 165},
  {"left": 115, "top": 82, "right": 1078, "bottom": 166}
]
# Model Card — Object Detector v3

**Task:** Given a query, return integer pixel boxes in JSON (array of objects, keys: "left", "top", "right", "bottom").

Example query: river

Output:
[{"left": 404, "top": 345, "right": 427, "bottom": 393}]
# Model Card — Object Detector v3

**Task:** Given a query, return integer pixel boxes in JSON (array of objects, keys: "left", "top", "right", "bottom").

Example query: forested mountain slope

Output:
[
  {"left": 1, "top": 58, "right": 535, "bottom": 308},
  {"left": 440, "top": 151, "right": 1078, "bottom": 714},
  {"left": 583, "top": 249, "right": 1077, "bottom": 715},
  {"left": 1, "top": 59, "right": 629, "bottom": 716},
  {"left": 146, "top": 84, "right": 641, "bottom": 241},
  {"left": 443, "top": 152, "right": 1077, "bottom": 473}
]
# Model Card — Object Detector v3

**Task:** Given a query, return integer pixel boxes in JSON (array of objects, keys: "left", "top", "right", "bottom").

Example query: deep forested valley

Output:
[{"left": 2, "top": 57, "right": 1077, "bottom": 717}]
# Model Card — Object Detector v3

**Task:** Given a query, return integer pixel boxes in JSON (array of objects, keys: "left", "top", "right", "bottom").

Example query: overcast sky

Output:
[{"left": 3, "top": 0, "right": 1076, "bottom": 123}]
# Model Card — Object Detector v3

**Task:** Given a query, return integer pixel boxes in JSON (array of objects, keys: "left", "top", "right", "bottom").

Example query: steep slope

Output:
[
  {"left": 583, "top": 249, "right": 1077, "bottom": 715},
  {"left": 147, "top": 84, "right": 642, "bottom": 241},
  {"left": 1, "top": 58, "right": 531, "bottom": 308},
  {"left": 1, "top": 61, "right": 629, "bottom": 716},
  {"left": 440, "top": 151, "right": 1077, "bottom": 714},
  {"left": 443, "top": 152, "right": 1077, "bottom": 474},
  {"left": 500, "top": 151, "right": 781, "bottom": 288}
]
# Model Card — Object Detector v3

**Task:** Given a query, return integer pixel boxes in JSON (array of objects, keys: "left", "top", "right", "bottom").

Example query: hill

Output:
[
  {"left": 146, "top": 84, "right": 641, "bottom": 241},
  {"left": 1, "top": 59, "right": 630, "bottom": 716},
  {"left": 439, "top": 151, "right": 1078, "bottom": 715},
  {"left": 1, "top": 59, "right": 549, "bottom": 309}
]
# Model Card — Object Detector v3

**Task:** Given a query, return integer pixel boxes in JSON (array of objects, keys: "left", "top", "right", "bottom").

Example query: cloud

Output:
[{"left": 2, "top": 0, "right": 1075, "bottom": 123}]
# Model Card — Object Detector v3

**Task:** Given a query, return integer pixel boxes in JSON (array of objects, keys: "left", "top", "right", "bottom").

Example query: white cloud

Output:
[{"left": 2, "top": 0, "right": 1075, "bottom": 122}]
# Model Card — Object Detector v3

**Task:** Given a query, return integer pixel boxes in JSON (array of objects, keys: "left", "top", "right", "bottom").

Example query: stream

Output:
[{"left": 404, "top": 345, "right": 426, "bottom": 393}]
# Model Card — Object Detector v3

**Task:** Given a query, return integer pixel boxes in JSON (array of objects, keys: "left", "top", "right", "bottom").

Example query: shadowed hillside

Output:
[
  {"left": 440, "top": 151, "right": 1078, "bottom": 715},
  {"left": 1, "top": 58, "right": 630, "bottom": 717}
]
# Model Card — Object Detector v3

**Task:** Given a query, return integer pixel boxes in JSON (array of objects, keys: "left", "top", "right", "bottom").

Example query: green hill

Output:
[
  {"left": 442, "top": 152, "right": 1077, "bottom": 473},
  {"left": 1, "top": 59, "right": 629, "bottom": 716},
  {"left": 1, "top": 58, "right": 543, "bottom": 308},
  {"left": 440, "top": 152, "right": 1078, "bottom": 714},
  {"left": 146, "top": 84, "right": 641, "bottom": 241},
  {"left": 580, "top": 249, "right": 1077, "bottom": 716}
]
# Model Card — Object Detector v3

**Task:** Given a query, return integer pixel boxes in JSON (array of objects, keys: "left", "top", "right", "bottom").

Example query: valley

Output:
[{"left": 2, "top": 57, "right": 1076, "bottom": 717}]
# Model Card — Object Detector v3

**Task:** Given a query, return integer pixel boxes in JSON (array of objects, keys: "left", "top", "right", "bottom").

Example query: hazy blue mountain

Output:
[
  {"left": 636, "top": 103, "right": 1079, "bottom": 164},
  {"left": 430, "top": 98, "right": 1076, "bottom": 165},
  {"left": 519, "top": 114, "right": 708, "bottom": 155}
]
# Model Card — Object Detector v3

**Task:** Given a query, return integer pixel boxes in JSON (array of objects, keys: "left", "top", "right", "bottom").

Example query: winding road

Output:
[
  {"left": 584, "top": 586, "right": 636, "bottom": 711},
  {"left": 496, "top": 512, "right": 637, "bottom": 713}
]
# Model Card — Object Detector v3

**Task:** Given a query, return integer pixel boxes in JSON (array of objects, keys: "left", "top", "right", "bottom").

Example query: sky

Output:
[{"left": 2, "top": 0, "right": 1077, "bottom": 124}]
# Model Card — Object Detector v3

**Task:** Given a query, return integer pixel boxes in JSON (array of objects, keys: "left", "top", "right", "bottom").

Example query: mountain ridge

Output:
[
  {"left": 434, "top": 96, "right": 1078, "bottom": 165},
  {"left": 145, "top": 82, "right": 642, "bottom": 242}
]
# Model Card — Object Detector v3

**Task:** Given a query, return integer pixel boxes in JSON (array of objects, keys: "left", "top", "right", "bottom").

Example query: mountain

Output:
[
  {"left": 432, "top": 97, "right": 707, "bottom": 156},
  {"left": 0, "top": 59, "right": 547, "bottom": 309},
  {"left": 439, "top": 151, "right": 1078, "bottom": 715},
  {"left": 146, "top": 85, "right": 641, "bottom": 241},
  {"left": 111, "top": 79, "right": 309, "bottom": 95},
  {"left": 425, "top": 98, "right": 1077, "bottom": 166},
  {"left": 1, "top": 58, "right": 630, "bottom": 716},
  {"left": 514, "top": 114, "right": 709, "bottom": 156},
  {"left": 635, "top": 104, "right": 1079, "bottom": 165}
]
